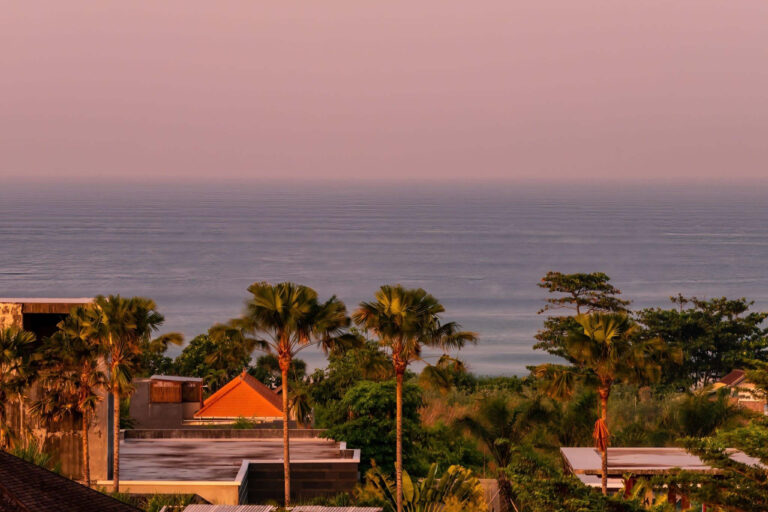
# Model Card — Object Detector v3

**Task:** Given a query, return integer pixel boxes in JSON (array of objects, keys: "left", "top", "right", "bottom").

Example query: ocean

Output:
[{"left": 1, "top": 181, "right": 767, "bottom": 375}]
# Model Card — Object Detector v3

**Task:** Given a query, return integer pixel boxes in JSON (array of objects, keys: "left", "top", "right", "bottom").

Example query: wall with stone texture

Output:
[{"left": 0, "top": 303, "right": 23, "bottom": 330}]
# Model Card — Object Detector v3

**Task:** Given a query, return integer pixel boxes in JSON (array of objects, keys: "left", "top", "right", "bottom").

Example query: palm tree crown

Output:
[
  {"left": 353, "top": 285, "right": 476, "bottom": 512},
  {"left": 0, "top": 327, "right": 38, "bottom": 448},
  {"left": 94, "top": 295, "right": 165, "bottom": 492},
  {"left": 230, "top": 281, "right": 354, "bottom": 508},
  {"left": 353, "top": 285, "right": 476, "bottom": 373}
]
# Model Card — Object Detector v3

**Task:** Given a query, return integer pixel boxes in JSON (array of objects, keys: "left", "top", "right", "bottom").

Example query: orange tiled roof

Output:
[{"left": 194, "top": 371, "right": 283, "bottom": 419}]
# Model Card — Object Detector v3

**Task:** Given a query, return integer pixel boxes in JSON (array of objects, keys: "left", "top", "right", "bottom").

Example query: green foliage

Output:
[
  {"left": 636, "top": 295, "right": 768, "bottom": 386},
  {"left": 9, "top": 439, "right": 61, "bottom": 473},
  {"left": 231, "top": 416, "right": 259, "bottom": 429},
  {"left": 419, "top": 355, "right": 474, "bottom": 394},
  {"left": 0, "top": 327, "right": 39, "bottom": 448},
  {"left": 142, "top": 493, "right": 195, "bottom": 512},
  {"left": 353, "top": 285, "right": 477, "bottom": 370},
  {"left": 674, "top": 417, "right": 768, "bottom": 511},
  {"left": 249, "top": 354, "right": 306, "bottom": 388},
  {"left": 419, "top": 422, "right": 484, "bottom": 473},
  {"left": 323, "top": 379, "right": 425, "bottom": 475},
  {"left": 309, "top": 339, "right": 391, "bottom": 409},
  {"left": 506, "top": 446, "right": 654, "bottom": 512},
  {"left": 534, "top": 272, "right": 630, "bottom": 359},
  {"left": 367, "top": 462, "right": 488, "bottom": 512},
  {"left": 173, "top": 332, "right": 253, "bottom": 392},
  {"left": 119, "top": 398, "right": 135, "bottom": 430}
]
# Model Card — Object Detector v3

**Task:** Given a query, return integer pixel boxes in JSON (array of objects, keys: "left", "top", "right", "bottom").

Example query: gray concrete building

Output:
[
  {"left": 129, "top": 375, "right": 204, "bottom": 429},
  {"left": 0, "top": 298, "right": 112, "bottom": 482}
]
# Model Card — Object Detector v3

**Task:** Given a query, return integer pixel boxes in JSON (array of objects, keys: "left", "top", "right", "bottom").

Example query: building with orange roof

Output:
[{"left": 194, "top": 370, "right": 285, "bottom": 422}]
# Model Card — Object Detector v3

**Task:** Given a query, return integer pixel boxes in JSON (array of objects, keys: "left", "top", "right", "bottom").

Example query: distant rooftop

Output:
[
  {"left": 150, "top": 374, "right": 204, "bottom": 383},
  {"left": 717, "top": 369, "right": 748, "bottom": 387},
  {"left": 0, "top": 298, "right": 93, "bottom": 303},
  {"left": 561, "top": 447, "right": 762, "bottom": 476},
  {"left": 119, "top": 438, "right": 356, "bottom": 481}
]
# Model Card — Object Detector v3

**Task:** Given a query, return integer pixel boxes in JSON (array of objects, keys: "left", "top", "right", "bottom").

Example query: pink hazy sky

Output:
[{"left": 2, "top": 1, "right": 768, "bottom": 183}]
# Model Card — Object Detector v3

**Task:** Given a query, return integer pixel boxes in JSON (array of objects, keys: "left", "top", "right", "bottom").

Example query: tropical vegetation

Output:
[{"left": 1, "top": 273, "right": 767, "bottom": 512}]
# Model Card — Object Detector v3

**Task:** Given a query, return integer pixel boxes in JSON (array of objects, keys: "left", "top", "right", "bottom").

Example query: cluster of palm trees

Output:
[
  {"left": 222, "top": 282, "right": 477, "bottom": 511},
  {"left": 1, "top": 283, "right": 475, "bottom": 512},
  {"left": 1, "top": 283, "right": 688, "bottom": 512},
  {"left": 0, "top": 295, "right": 169, "bottom": 490}
]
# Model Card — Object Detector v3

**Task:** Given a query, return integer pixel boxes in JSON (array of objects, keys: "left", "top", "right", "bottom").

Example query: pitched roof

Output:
[
  {"left": 718, "top": 369, "right": 747, "bottom": 387},
  {"left": 0, "top": 450, "right": 141, "bottom": 512},
  {"left": 194, "top": 371, "right": 283, "bottom": 418}
]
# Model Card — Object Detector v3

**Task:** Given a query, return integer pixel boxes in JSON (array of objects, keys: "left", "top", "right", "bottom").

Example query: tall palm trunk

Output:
[
  {"left": 82, "top": 413, "right": 91, "bottom": 487},
  {"left": 599, "top": 387, "right": 610, "bottom": 496},
  {"left": 112, "top": 389, "right": 120, "bottom": 492},
  {"left": 18, "top": 393, "right": 26, "bottom": 445},
  {"left": 395, "top": 369, "right": 404, "bottom": 512},
  {"left": 497, "top": 473, "right": 512, "bottom": 512},
  {"left": 279, "top": 355, "right": 291, "bottom": 508}
]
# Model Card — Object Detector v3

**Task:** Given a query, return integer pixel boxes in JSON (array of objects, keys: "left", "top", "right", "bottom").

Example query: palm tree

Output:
[
  {"left": 94, "top": 295, "right": 165, "bottom": 492},
  {"left": 229, "top": 281, "right": 354, "bottom": 508},
  {"left": 49, "top": 306, "right": 107, "bottom": 486},
  {"left": 353, "top": 285, "right": 477, "bottom": 512},
  {"left": 536, "top": 313, "right": 679, "bottom": 495},
  {"left": 0, "top": 327, "right": 38, "bottom": 449}
]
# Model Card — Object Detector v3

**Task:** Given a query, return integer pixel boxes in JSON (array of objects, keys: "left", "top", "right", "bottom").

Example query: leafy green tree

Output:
[
  {"left": 506, "top": 445, "right": 652, "bottom": 512},
  {"left": 230, "top": 281, "right": 354, "bottom": 508},
  {"left": 456, "top": 393, "right": 550, "bottom": 511},
  {"left": 324, "top": 380, "right": 424, "bottom": 476},
  {"left": 310, "top": 339, "right": 391, "bottom": 413},
  {"left": 670, "top": 362, "right": 768, "bottom": 511},
  {"left": 354, "top": 285, "right": 477, "bottom": 512},
  {"left": 249, "top": 353, "right": 306, "bottom": 388},
  {"left": 636, "top": 295, "right": 768, "bottom": 386},
  {"left": 173, "top": 328, "right": 256, "bottom": 392},
  {"left": 136, "top": 332, "right": 183, "bottom": 377},
  {"left": 534, "top": 272, "right": 630, "bottom": 360},
  {"left": 94, "top": 295, "right": 165, "bottom": 492},
  {"left": 367, "top": 462, "right": 488, "bottom": 512},
  {"left": 0, "top": 327, "right": 38, "bottom": 448},
  {"left": 674, "top": 417, "right": 768, "bottom": 511},
  {"left": 535, "top": 313, "right": 679, "bottom": 495}
]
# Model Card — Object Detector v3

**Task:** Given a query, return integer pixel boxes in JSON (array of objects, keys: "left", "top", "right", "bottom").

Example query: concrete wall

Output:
[
  {"left": 246, "top": 461, "right": 359, "bottom": 503},
  {"left": 101, "top": 481, "right": 242, "bottom": 505}
]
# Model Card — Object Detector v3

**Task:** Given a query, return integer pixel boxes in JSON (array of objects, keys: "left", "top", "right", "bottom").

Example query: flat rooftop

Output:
[
  {"left": 0, "top": 298, "right": 93, "bottom": 314},
  {"left": 561, "top": 447, "right": 762, "bottom": 476},
  {"left": 120, "top": 438, "right": 352, "bottom": 481}
]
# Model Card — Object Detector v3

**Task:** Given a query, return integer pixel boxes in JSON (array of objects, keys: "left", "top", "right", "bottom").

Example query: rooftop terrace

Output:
[
  {"left": 561, "top": 447, "right": 762, "bottom": 476},
  {"left": 120, "top": 438, "right": 351, "bottom": 481}
]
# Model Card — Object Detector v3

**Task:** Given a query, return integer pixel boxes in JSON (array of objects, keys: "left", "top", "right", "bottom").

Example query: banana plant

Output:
[{"left": 367, "top": 462, "right": 487, "bottom": 512}]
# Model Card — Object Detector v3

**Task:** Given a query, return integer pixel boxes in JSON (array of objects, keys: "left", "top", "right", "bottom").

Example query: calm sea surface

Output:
[{"left": 1, "top": 182, "right": 767, "bottom": 375}]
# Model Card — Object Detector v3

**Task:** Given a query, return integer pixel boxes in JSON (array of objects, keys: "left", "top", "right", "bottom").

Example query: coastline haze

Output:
[{"left": 3, "top": 1, "right": 768, "bottom": 183}]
